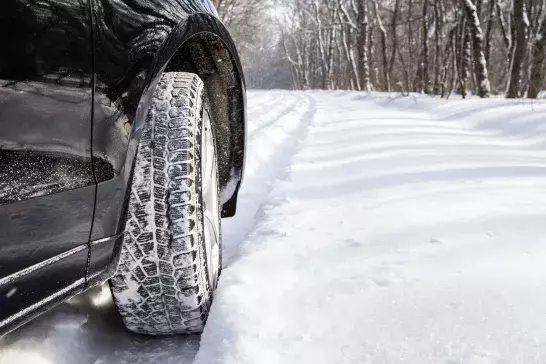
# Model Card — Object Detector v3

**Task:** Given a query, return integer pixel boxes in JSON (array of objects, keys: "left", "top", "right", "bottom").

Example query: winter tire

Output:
[{"left": 110, "top": 72, "right": 222, "bottom": 335}]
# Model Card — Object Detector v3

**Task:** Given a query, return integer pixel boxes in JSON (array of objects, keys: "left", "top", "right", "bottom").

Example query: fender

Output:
[
  {"left": 135, "top": 13, "right": 247, "bottom": 217},
  {"left": 87, "top": 9, "right": 246, "bottom": 283}
]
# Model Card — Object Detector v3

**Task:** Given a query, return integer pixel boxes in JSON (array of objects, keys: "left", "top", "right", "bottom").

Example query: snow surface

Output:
[{"left": 2, "top": 91, "right": 546, "bottom": 363}]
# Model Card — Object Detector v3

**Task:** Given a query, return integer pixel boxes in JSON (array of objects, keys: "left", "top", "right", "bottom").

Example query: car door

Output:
[{"left": 0, "top": 0, "right": 94, "bottom": 329}]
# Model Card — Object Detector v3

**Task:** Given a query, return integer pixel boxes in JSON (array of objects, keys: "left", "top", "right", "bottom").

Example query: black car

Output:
[{"left": 0, "top": 0, "right": 246, "bottom": 336}]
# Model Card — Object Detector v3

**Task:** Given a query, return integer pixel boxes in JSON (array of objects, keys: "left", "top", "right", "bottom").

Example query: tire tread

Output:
[{"left": 110, "top": 72, "right": 217, "bottom": 335}]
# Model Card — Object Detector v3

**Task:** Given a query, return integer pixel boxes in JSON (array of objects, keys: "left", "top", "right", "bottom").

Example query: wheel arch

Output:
[
  {"left": 132, "top": 14, "right": 246, "bottom": 218},
  {"left": 165, "top": 31, "right": 245, "bottom": 218}
]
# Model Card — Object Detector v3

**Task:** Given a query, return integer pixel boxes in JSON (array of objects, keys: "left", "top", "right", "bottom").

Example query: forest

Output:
[{"left": 212, "top": 0, "right": 546, "bottom": 98}]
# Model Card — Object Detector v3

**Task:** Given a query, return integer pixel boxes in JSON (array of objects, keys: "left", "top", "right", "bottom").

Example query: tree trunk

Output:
[
  {"left": 456, "top": 16, "right": 471, "bottom": 98},
  {"left": 441, "top": 26, "right": 457, "bottom": 97},
  {"left": 506, "top": 0, "right": 527, "bottom": 98},
  {"left": 527, "top": 14, "right": 546, "bottom": 98},
  {"left": 373, "top": 0, "right": 390, "bottom": 91},
  {"left": 476, "top": 0, "right": 483, "bottom": 16},
  {"left": 463, "top": 0, "right": 491, "bottom": 97},
  {"left": 388, "top": 0, "right": 400, "bottom": 81},
  {"left": 408, "top": 0, "right": 415, "bottom": 90},
  {"left": 421, "top": 0, "right": 431, "bottom": 93},
  {"left": 433, "top": 0, "right": 443, "bottom": 94},
  {"left": 338, "top": 2, "right": 360, "bottom": 90},
  {"left": 484, "top": 0, "right": 496, "bottom": 65},
  {"left": 449, "top": 27, "right": 459, "bottom": 97},
  {"left": 357, "top": 0, "right": 372, "bottom": 91},
  {"left": 312, "top": 1, "right": 328, "bottom": 89},
  {"left": 368, "top": 13, "right": 377, "bottom": 88},
  {"left": 497, "top": 0, "right": 511, "bottom": 49}
]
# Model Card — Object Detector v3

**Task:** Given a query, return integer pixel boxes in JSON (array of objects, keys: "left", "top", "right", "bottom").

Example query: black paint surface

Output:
[{"left": 0, "top": 0, "right": 245, "bottom": 335}]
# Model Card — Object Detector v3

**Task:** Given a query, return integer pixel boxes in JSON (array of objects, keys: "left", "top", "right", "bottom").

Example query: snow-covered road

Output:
[{"left": 2, "top": 91, "right": 546, "bottom": 364}]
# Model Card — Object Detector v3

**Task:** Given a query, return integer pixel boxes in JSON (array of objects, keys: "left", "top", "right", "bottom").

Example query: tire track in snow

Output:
[
  {"left": 221, "top": 93, "right": 317, "bottom": 263},
  {"left": 246, "top": 91, "right": 300, "bottom": 137},
  {"left": 248, "top": 98, "right": 303, "bottom": 140}
]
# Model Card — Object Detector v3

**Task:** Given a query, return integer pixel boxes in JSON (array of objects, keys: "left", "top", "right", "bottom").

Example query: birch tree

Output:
[
  {"left": 356, "top": 0, "right": 372, "bottom": 91},
  {"left": 463, "top": 0, "right": 491, "bottom": 97}
]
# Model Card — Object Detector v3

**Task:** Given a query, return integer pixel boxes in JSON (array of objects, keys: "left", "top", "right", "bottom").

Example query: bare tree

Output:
[
  {"left": 463, "top": 0, "right": 491, "bottom": 97},
  {"left": 433, "top": 0, "right": 444, "bottom": 94},
  {"left": 456, "top": 16, "right": 471, "bottom": 98},
  {"left": 527, "top": 12, "right": 546, "bottom": 98},
  {"left": 484, "top": 0, "right": 496, "bottom": 66},
  {"left": 372, "top": 0, "right": 390, "bottom": 91},
  {"left": 252, "top": 0, "right": 544, "bottom": 97},
  {"left": 421, "top": 0, "right": 431, "bottom": 93},
  {"left": 356, "top": 0, "right": 372, "bottom": 91},
  {"left": 388, "top": 0, "right": 401, "bottom": 84},
  {"left": 506, "top": 0, "right": 528, "bottom": 98}
]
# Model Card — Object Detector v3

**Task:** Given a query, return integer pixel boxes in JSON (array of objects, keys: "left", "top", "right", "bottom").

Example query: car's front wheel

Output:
[{"left": 110, "top": 72, "right": 222, "bottom": 335}]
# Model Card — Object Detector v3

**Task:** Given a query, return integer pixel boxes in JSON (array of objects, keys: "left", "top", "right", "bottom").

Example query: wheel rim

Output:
[{"left": 201, "top": 111, "right": 221, "bottom": 287}]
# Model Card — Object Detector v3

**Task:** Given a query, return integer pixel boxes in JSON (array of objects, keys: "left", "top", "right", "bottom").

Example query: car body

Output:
[{"left": 0, "top": 0, "right": 246, "bottom": 335}]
